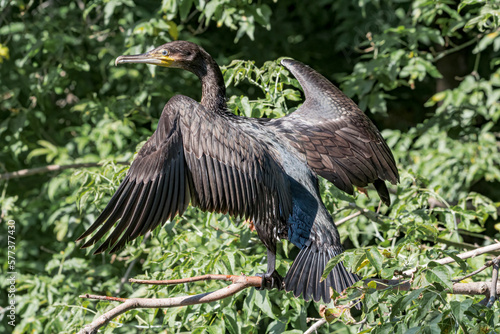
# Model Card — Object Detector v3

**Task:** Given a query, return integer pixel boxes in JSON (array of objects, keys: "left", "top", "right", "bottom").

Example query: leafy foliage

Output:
[{"left": 1, "top": 0, "right": 499, "bottom": 333}]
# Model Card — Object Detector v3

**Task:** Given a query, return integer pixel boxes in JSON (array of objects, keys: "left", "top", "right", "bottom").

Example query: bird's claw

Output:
[{"left": 256, "top": 270, "right": 284, "bottom": 291}]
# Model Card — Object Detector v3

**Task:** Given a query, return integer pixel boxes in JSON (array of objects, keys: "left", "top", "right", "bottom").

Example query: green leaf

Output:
[
  {"left": 392, "top": 288, "right": 424, "bottom": 315},
  {"left": 425, "top": 263, "right": 452, "bottom": 290},
  {"left": 365, "top": 246, "right": 383, "bottom": 275},
  {"left": 322, "top": 253, "right": 345, "bottom": 281},
  {"left": 0, "top": 22, "right": 25, "bottom": 35},
  {"left": 178, "top": 0, "right": 194, "bottom": 21},
  {"left": 364, "top": 290, "right": 379, "bottom": 311},
  {"left": 223, "top": 308, "right": 239, "bottom": 334},
  {"left": 254, "top": 290, "right": 275, "bottom": 319},
  {"left": 267, "top": 319, "right": 286, "bottom": 333},
  {"left": 414, "top": 291, "right": 438, "bottom": 322},
  {"left": 450, "top": 299, "right": 473, "bottom": 323},
  {"left": 474, "top": 31, "right": 500, "bottom": 53}
]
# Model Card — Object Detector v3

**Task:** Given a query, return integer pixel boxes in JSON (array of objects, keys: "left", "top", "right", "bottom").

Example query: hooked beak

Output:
[{"left": 115, "top": 52, "right": 174, "bottom": 67}]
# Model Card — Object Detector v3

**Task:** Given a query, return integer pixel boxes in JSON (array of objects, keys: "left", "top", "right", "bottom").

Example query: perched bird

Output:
[{"left": 77, "top": 41, "right": 399, "bottom": 304}]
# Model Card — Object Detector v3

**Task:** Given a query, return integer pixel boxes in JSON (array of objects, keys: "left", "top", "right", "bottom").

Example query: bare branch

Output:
[
  {"left": 79, "top": 294, "right": 128, "bottom": 303},
  {"left": 209, "top": 224, "right": 241, "bottom": 237},
  {"left": 304, "top": 318, "right": 327, "bottom": 334},
  {"left": 354, "top": 204, "right": 499, "bottom": 254},
  {"left": 335, "top": 211, "right": 362, "bottom": 226},
  {"left": 129, "top": 274, "right": 262, "bottom": 286},
  {"left": 365, "top": 279, "right": 500, "bottom": 295},
  {"left": 453, "top": 255, "right": 500, "bottom": 282},
  {"left": 0, "top": 161, "right": 130, "bottom": 181},
  {"left": 78, "top": 275, "right": 261, "bottom": 334},
  {"left": 79, "top": 273, "right": 500, "bottom": 334},
  {"left": 486, "top": 257, "right": 499, "bottom": 308},
  {"left": 401, "top": 242, "right": 500, "bottom": 277}
]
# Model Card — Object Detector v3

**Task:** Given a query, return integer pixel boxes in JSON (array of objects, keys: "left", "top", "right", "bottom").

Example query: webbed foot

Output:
[{"left": 256, "top": 270, "right": 284, "bottom": 290}]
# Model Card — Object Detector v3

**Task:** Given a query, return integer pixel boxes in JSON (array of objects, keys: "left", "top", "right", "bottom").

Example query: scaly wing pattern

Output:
[{"left": 273, "top": 59, "right": 399, "bottom": 205}]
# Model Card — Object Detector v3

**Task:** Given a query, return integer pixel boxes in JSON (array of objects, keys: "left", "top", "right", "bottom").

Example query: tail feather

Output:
[
  {"left": 305, "top": 251, "right": 318, "bottom": 300},
  {"left": 284, "top": 244, "right": 359, "bottom": 306},
  {"left": 373, "top": 179, "right": 391, "bottom": 206},
  {"left": 291, "top": 246, "right": 314, "bottom": 298}
]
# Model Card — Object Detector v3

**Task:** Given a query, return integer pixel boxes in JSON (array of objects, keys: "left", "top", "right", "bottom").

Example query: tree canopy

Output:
[{"left": 0, "top": 0, "right": 499, "bottom": 333}]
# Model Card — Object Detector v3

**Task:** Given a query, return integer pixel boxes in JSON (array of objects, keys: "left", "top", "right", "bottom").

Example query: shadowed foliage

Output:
[{"left": 0, "top": 1, "right": 499, "bottom": 333}]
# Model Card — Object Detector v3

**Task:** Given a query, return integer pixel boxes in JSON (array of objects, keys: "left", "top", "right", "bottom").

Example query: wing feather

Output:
[
  {"left": 129, "top": 175, "right": 160, "bottom": 239},
  {"left": 78, "top": 95, "right": 291, "bottom": 253},
  {"left": 274, "top": 59, "right": 399, "bottom": 205}
]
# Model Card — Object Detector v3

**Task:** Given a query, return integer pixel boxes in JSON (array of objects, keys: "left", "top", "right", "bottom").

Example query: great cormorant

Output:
[{"left": 76, "top": 41, "right": 399, "bottom": 304}]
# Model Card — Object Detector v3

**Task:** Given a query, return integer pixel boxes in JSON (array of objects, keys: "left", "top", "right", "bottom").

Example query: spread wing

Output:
[
  {"left": 77, "top": 95, "right": 291, "bottom": 254},
  {"left": 272, "top": 59, "right": 399, "bottom": 205}
]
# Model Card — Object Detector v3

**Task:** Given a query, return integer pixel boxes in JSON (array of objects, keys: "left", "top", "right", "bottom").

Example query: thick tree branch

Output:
[
  {"left": 0, "top": 161, "right": 130, "bottom": 180},
  {"left": 78, "top": 276, "right": 499, "bottom": 334},
  {"left": 77, "top": 275, "right": 261, "bottom": 334}
]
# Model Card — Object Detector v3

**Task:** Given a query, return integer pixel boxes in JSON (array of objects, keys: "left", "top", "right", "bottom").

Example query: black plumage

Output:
[{"left": 76, "top": 41, "right": 399, "bottom": 304}]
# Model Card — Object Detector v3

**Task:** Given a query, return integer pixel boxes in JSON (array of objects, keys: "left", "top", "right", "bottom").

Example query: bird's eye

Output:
[{"left": 162, "top": 50, "right": 169, "bottom": 56}]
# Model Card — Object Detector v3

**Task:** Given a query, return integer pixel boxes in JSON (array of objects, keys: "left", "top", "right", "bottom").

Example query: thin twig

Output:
[
  {"left": 486, "top": 258, "right": 499, "bottom": 308},
  {"left": 365, "top": 279, "right": 500, "bottom": 295},
  {"left": 209, "top": 224, "right": 240, "bottom": 237},
  {"left": 0, "top": 162, "right": 130, "bottom": 180},
  {"left": 431, "top": 237, "right": 499, "bottom": 254},
  {"left": 335, "top": 211, "right": 362, "bottom": 226},
  {"left": 129, "top": 274, "right": 261, "bottom": 286},
  {"left": 304, "top": 318, "right": 327, "bottom": 334},
  {"left": 433, "top": 35, "right": 482, "bottom": 62},
  {"left": 453, "top": 255, "right": 500, "bottom": 282},
  {"left": 80, "top": 294, "right": 128, "bottom": 303},
  {"left": 116, "top": 231, "right": 151, "bottom": 294},
  {"left": 400, "top": 242, "right": 500, "bottom": 277},
  {"left": 354, "top": 205, "right": 500, "bottom": 254}
]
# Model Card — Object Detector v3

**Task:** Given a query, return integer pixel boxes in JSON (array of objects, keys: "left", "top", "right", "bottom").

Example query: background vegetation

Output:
[{"left": 1, "top": 0, "right": 499, "bottom": 333}]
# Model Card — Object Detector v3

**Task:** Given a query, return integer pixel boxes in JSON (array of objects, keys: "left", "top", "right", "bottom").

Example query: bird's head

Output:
[
  {"left": 115, "top": 40, "right": 207, "bottom": 74},
  {"left": 115, "top": 40, "right": 226, "bottom": 111}
]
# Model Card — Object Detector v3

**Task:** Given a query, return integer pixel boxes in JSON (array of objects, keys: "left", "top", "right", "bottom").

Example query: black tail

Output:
[
  {"left": 373, "top": 178, "right": 391, "bottom": 206},
  {"left": 284, "top": 244, "right": 359, "bottom": 305}
]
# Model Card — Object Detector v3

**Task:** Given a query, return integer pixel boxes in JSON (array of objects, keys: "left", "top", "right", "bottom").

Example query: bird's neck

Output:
[{"left": 196, "top": 51, "right": 227, "bottom": 113}]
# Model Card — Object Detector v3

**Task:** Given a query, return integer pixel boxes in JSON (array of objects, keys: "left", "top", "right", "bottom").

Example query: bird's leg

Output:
[{"left": 256, "top": 249, "right": 284, "bottom": 291}]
